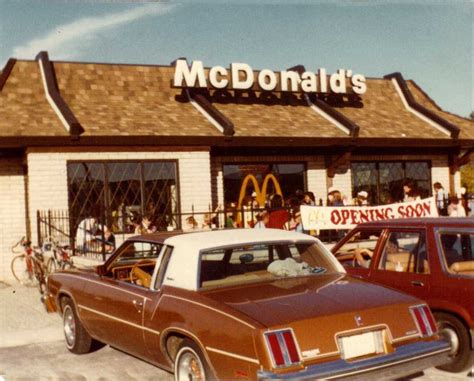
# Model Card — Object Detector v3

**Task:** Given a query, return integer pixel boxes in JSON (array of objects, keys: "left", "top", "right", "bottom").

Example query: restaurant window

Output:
[
  {"left": 351, "top": 161, "right": 431, "bottom": 205},
  {"left": 67, "top": 161, "right": 179, "bottom": 234},
  {"left": 222, "top": 163, "right": 306, "bottom": 206}
]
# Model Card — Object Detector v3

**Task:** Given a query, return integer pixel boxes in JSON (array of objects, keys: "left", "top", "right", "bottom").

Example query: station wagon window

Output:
[
  {"left": 334, "top": 230, "right": 382, "bottom": 269},
  {"left": 378, "top": 231, "right": 429, "bottom": 274},
  {"left": 199, "top": 242, "right": 338, "bottom": 289},
  {"left": 438, "top": 232, "right": 474, "bottom": 277}
]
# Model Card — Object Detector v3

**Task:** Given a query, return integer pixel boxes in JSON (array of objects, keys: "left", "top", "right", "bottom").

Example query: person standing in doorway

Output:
[{"left": 433, "top": 182, "right": 447, "bottom": 215}]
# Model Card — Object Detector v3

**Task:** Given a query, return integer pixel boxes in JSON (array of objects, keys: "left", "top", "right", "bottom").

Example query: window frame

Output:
[
  {"left": 434, "top": 227, "right": 474, "bottom": 279},
  {"left": 66, "top": 159, "right": 181, "bottom": 233},
  {"left": 376, "top": 229, "right": 429, "bottom": 274},
  {"left": 351, "top": 160, "right": 432, "bottom": 205},
  {"left": 221, "top": 161, "right": 308, "bottom": 204}
]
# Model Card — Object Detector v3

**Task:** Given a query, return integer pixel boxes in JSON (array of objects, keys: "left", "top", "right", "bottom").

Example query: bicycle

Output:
[
  {"left": 45, "top": 240, "right": 74, "bottom": 273},
  {"left": 10, "top": 237, "right": 48, "bottom": 294}
]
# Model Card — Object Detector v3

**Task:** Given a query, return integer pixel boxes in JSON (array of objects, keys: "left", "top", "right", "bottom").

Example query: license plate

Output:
[{"left": 338, "top": 330, "right": 385, "bottom": 360}]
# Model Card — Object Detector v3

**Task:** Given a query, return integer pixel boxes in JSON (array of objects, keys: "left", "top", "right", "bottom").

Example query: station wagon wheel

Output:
[
  {"left": 174, "top": 339, "right": 214, "bottom": 381},
  {"left": 62, "top": 298, "right": 95, "bottom": 354},
  {"left": 434, "top": 312, "right": 472, "bottom": 372}
]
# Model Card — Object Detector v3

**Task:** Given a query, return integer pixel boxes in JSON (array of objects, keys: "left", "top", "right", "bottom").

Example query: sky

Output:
[{"left": 0, "top": 1, "right": 472, "bottom": 117}]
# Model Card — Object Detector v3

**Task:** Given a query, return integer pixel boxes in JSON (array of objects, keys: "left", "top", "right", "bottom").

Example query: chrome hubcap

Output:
[
  {"left": 63, "top": 306, "right": 76, "bottom": 348},
  {"left": 439, "top": 323, "right": 460, "bottom": 356},
  {"left": 177, "top": 351, "right": 204, "bottom": 381}
]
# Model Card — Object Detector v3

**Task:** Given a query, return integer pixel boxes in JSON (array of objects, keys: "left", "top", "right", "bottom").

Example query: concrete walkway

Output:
[{"left": 0, "top": 282, "right": 63, "bottom": 348}]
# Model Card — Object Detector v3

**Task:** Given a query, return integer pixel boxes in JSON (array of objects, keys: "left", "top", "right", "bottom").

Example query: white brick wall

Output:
[
  {"left": 0, "top": 158, "right": 27, "bottom": 283},
  {"left": 26, "top": 149, "right": 212, "bottom": 244}
]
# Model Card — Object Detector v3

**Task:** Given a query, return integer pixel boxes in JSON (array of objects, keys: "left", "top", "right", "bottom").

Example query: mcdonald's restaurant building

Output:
[{"left": 0, "top": 52, "right": 473, "bottom": 281}]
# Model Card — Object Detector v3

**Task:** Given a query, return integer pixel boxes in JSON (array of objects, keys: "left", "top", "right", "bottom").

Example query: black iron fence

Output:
[
  {"left": 37, "top": 206, "right": 343, "bottom": 261},
  {"left": 37, "top": 194, "right": 472, "bottom": 262}
]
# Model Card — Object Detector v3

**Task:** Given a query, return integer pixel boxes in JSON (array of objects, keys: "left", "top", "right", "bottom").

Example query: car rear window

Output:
[
  {"left": 438, "top": 231, "right": 474, "bottom": 277},
  {"left": 199, "top": 241, "right": 339, "bottom": 289}
]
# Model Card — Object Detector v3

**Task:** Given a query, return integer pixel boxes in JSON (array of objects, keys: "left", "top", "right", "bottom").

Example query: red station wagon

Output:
[{"left": 332, "top": 217, "right": 474, "bottom": 373}]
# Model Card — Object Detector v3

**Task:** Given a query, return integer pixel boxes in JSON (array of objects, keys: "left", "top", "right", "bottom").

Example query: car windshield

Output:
[
  {"left": 199, "top": 241, "right": 340, "bottom": 289},
  {"left": 438, "top": 231, "right": 474, "bottom": 277}
]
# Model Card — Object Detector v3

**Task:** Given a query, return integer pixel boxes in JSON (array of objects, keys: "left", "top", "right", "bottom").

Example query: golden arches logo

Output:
[{"left": 237, "top": 174, "right": 283, "bottom": 209}]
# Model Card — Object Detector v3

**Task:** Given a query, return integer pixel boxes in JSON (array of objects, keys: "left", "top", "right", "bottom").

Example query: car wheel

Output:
[
  {"left": 62, "top": 298, "right": 94, "bottom": 354},
  {"left": 174, "top": 339, "right": 214, "bottom": 381},
  {"left": 434, "top": 312, "right": 472, "bottom": 373}
]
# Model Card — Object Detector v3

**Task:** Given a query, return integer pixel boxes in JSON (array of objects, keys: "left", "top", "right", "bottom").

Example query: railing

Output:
[
  {"left": 37, "top": 206, "right": 344, "bottom": 261},
  {"left": 36, "top": 195, "right": 472, "bottom": 262}
]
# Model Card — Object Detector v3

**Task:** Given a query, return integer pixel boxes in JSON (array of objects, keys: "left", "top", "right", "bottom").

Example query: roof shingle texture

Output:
[
  {"left": 0, "top": 61, "right": 67, "bottom": 136},
  {"left": 333, "top": 78, "right": 450, "bottom": 139},
  {"left": 407, "top": 81, "right": 474, "bottom": 140},
  {"left": 0, "top": 59, "right": 472, "bottom": 142},
  {"left": 54, "top": 63, "right": 221, "bottom": 137}
]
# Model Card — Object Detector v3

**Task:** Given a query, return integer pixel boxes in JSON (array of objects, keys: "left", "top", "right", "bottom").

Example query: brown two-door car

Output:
[
  {"left": 332, "top": 217, "right": 474, "bottom": 373},
  {"left": 43, "top": 229, "right": 450, "bottom": 380}
]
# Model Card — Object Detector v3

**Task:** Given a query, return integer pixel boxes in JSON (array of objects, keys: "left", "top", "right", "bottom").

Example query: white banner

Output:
[{"left": 301, "top": 197, "right": 438, "bottom": 230}]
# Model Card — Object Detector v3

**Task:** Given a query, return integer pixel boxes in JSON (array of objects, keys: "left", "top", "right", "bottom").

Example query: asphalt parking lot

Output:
[{"left": 0, "top": 283, "right": 471, "bottom": 381}]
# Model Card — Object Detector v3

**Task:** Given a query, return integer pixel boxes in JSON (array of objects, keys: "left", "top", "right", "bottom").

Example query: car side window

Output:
[
  {"left": 439, "top": 232, "right": 474, "bottom": 276},
  {"left": 105, "top": 241, "right": 162, "bottom": 287},
  {"left": 334, "top": 230, "right": 383, "bottom": 269},
  {"left": 378, "top": 231, "right": 429, "bottom": 274},
  {"left": 154, "top": 245, "right": 173, "bottom": 289}
]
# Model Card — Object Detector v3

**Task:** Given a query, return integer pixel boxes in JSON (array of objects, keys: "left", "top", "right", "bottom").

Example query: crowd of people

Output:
[{"left": 74, "top": 179, "right": 471, "bottom": 255}]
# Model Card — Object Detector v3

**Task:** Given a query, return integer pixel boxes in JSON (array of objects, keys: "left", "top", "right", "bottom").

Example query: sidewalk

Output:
[{"left": 0, "top": 282, "right": 63, "bottom": 348}]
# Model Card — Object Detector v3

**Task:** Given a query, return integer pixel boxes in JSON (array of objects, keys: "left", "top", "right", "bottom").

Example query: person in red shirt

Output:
[{"left": 267, "top": 194, "right": 290, "bottom": 229}]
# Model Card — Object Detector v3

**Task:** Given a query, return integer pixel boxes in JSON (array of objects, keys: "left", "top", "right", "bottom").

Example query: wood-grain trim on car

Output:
[
  {"left": 78, "top": 304, "right": 161, "bottom": 336},
  {"left": 163, "top": 295, "right": 256, "bottom": 329},
  {"left": 205, "top": 346, "right": 260, "bottom": 365}
]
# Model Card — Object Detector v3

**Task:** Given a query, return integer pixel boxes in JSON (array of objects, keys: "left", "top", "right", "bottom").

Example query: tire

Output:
[
  {"left": 434, "top": 312, "right": 472, "bottom": 373},
  {"left": 11, "top": 254, "right": 37, "bottom": 287},
  {"left": 62, "top": 298, "right": 94, "bottom": 354},
  {"left": 32, "top": 259, "right": 47, "bottom": 295},
  {"left": 174, "top": 339, "right": 215, "bottom": 381}
]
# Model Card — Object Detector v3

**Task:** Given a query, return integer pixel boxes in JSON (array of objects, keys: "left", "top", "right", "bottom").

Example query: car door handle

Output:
[
  {"left": 411, "top": 281, "right": 424, "bottom": 287},
  {"left": 133, "top": 299, "right": 143, "bottom": 311}
]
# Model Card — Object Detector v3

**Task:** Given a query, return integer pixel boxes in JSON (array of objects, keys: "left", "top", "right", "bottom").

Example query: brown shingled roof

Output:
[
  {"left": 407, "top": 80, "right": 474, "bottom": 140},
  {"left": 54, "top": 63, "right": 222, "bottom": 137},
  {"left": 0, "top": 61, "right": 68, "bottom": 137},
  {"left": 333, "top": 78, "right": 451, "bottom": 140},
  {"left": 0, "top": 56, "right": 472, "bottom": 147}
]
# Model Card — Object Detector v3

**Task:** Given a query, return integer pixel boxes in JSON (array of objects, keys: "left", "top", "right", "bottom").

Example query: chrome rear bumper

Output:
[{"left": 257, "top": 339, "right": 450, "bottom": 380}]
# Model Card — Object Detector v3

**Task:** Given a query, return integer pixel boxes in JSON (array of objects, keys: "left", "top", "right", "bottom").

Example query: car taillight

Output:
[
  {"left": 264, "top": 329, "right": 301, "bottom": 368},
  {"left": 410, "top": 304, "right": 437, "bottom": 337}
]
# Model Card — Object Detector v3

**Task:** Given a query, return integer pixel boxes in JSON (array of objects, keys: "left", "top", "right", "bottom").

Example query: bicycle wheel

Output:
[
  {"left": 46, "top": 257, "right": 58, "bottom": 274},
  {"left": 32, "top": 258, "right": 46, "bottom": 294},
  {"left": 11, "top": 254, "right": 37, "bottom": 286}
]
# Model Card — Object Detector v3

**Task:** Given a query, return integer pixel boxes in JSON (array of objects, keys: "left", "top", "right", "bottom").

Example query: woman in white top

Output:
[{"left": 447, "top": 196, "right": 467, "bottom": 217}]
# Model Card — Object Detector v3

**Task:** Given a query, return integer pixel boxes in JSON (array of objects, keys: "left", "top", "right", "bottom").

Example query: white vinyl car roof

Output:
[
  {"left": 164, "top": 228, "right": 317, "bottom": 250},
  {"left": 160, "top": 229, "right": 343, "bottom": 291}
]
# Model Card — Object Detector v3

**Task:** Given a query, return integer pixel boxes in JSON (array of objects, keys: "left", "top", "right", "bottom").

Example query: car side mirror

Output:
[{"left": 96, "top": 264, "right": 107, "bottom": 276}]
